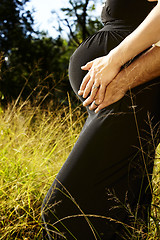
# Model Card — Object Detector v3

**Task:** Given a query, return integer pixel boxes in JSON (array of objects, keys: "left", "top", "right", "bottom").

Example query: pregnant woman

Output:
[{"left": 42, "top": 0, "right": 160, "bottom": 239}]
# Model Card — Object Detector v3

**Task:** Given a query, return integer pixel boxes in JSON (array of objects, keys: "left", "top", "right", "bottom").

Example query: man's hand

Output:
[{"left": 89, "top": 70, "right": 128, "bottom": 113}]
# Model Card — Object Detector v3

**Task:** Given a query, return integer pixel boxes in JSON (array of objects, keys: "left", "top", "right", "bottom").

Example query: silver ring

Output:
[
  {"left": 93, "top": 100, "right": 99, "bottom": 106},
  {"left": 93, "top": 84, "right": 99, "bottom": 90}
]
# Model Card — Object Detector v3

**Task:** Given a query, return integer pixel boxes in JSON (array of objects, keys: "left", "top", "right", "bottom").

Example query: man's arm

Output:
[{"left": 90, "top": 46, "right": 160, "bottom": 113}]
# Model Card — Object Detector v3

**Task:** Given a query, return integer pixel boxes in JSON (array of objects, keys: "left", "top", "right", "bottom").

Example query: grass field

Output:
[{"left": 0, "top": 98, "right": 159, "bottom": 240}]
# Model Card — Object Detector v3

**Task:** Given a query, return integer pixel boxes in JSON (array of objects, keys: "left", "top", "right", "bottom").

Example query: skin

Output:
[
  {"left": 78, "top": 0, "right": 160, "bottom": 113},
  {"left": 89, "top": 45, "right": 160, "bottom": 112}
]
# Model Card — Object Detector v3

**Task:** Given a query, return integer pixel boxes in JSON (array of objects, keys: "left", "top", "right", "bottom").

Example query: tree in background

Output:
[
  {"left": 0, "top": 0, "right": 103, "bottom": 106},
  {"left": 0, "top": 0, "right": 34, "bottom": 100},
  {"left": 57, "top": 0, "right": 103, "bottom": 46},
  {"left": 0, "top": 0, "right": 33, "bottom": 53},
  {"left": 0, "top": 0, "right": 72, "bottom": 104}
]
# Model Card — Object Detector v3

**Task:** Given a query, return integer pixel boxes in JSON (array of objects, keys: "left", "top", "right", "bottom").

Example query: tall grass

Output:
[
  {"left": 0, "top": 97, "right": 86, "bottom": 239},
  {"left": 0, "top": 96, "right": 159, "bottom": 239}
]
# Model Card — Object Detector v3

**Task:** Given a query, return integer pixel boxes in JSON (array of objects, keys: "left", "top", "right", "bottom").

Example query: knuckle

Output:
[
  {"left": 89, "top": 80, "right": 94, "bottom": 87},
  {"left": 85, "top": 89, "right": 90, "bottom": 95},
  {"left": 89, "top": 96, "right": 94, "bottom": 102},
  {"left": 91, "top": 71, "right": 95, "bottom": 78},
  {"left": 82, "top": 79, "right": 86, "bottom": 85},
  {"left": 100, "top": 91, "right": 105, "bottom": 97},
  {"left": 91, "top": 90, "right": 96, "bottom": 96},
  {"left": 84, "top": 76, "right": 89, "bottom": 82},
  {"left": 84, "top": 89, "right": 88, "bottom": 94},
  {"left": 101, "top": 103, "right": 105, "bottom": 107},
  {"left": 94, "top": 81, "right": 99, "bottom": 86},
  {"left": 86, "top": 82, "right": 90, "bottom": 88}
]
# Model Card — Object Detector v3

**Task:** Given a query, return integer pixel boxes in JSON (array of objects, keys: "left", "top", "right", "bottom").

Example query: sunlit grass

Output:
[
  {"left": 0, "top": 98, "right": 159, "bottom": 239},
  {"left": 0, "top": 98, "right": 86, "bottom": 239},
  {"left": 150, "top": 143, "right": 160, "bottom": 239}
]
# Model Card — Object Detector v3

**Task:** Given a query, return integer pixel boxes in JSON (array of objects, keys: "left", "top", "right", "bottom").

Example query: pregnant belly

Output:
[{"left": 68, "top": 28, "right": 130, "bottom": 98}]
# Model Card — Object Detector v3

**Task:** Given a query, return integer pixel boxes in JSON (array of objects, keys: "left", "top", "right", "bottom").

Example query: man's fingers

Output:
[
  {"left": 83, "top": 96, "right": 95, "bottom": 107},
  {"left": 88, "top": 100, "right": 98, "bottom": 110},
  {"left": 94, "top": 103, "right": 106, "bottom": 113},
  {"left": 95, "top": 85, "right": 106, "bottom": 104}
]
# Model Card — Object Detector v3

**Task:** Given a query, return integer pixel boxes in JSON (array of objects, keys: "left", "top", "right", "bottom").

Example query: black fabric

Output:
[
  {"left": 41, "top": 1, "right": 160, "bottom": 239},
  {"left": 101, "top": 0, "right": 156, "bottom": 27}
]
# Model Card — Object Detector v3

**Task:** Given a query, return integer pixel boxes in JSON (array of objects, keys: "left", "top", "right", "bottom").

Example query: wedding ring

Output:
[
  {"left": 93, "top": 84, "right": 99, "bottom": 90},
  {"left": 93, "top": 100, "right": 99, "bottom": 106}
]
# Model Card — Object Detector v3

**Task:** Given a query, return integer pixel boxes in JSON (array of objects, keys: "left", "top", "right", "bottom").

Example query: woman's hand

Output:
[
  {"left": 78, "top": 51, "right": 121, "bottom": 107},
  {"left": 89, "top": 71, "right": 128, "bottom": 113},
  {"left": 78, "top": 0, "right": 160, "bottom": 108}
]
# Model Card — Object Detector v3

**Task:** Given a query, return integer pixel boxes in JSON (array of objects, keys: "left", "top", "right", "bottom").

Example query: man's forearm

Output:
[
  {"left": 117, "top": 45, "right": 160, "bottom": 92},
  {"left": 84, "top": 46, "right": 160, "bottom": 113}
]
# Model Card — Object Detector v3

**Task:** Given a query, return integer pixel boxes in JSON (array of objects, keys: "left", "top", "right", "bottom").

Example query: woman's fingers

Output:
[
  {"left": 78, "top": 72, "right": 91, "bottom": 95},
  {"left": 79, "top": 55, "right": 121, "bottom": 100},
  {"left": 82, "top": 78, "right": 95, "bottom": 98},
  {"left": 83, "top": 79, "right": 98, "bottom": 98},
  {"left": 78, "top": 61, "right": 94, "bottom": 95},
  {"left": 80, "top": 69, "right": 100, "bottom": 98},
  {"left": 83, "top": 87, "right": 99, "bottom": 106},
  {"left": 86, "top": 84, "right": 106, "bottom": 108},
  {"left": 81, "top": 61, "right": 93, "bottom": 70}
]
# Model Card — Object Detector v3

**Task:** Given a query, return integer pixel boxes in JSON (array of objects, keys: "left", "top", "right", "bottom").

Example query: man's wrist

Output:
[{"left": 115, "top": 45, "right": 160, "bottom": 93}]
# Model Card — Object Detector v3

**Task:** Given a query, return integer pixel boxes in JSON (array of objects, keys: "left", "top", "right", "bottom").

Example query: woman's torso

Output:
[
  {"left": 101, "top": 0, "right": 156, "bottom": 27},
  {"left": 69, "top": 0, "right": 157, "bottom": 102}
]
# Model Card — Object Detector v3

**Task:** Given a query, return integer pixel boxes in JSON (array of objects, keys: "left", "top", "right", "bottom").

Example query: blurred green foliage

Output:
[{"left": 0, "top": 0, "right": 102, "bottom": 107}]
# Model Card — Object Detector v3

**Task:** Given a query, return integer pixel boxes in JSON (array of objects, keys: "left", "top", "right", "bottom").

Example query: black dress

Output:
[{"left": 41, "top": 1, "right": 160, "bottom": 239}]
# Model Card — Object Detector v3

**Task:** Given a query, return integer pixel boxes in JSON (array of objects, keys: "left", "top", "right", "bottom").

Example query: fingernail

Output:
[
  {"left": 83, "top": 102, "right": 87, "bottom": 106},
  {"left": 78, "top": 90, "right": 83, "bottom": 95}
]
